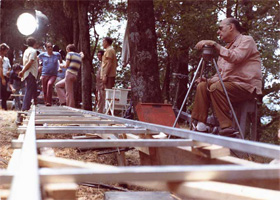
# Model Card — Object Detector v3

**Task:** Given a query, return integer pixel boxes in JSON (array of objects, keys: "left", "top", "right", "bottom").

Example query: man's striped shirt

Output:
[{"left": 66, "top": 52, "right": 82, "bottom": 75}]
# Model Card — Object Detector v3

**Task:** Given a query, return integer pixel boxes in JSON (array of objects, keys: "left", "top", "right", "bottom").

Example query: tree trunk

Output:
[
  {"left": 226, "top": 0, "right": 234, "bottom": 18},
  {"left": 162, "top": 54, "right": 170, "bottom": 102},
  {"left": 78, "top": 0, "right": 92, "bottom": 110},
  {"left": 175, "top": 49, "right": 189, "bottom": 111},
  {"left": 127, "top": 0, "right": 162, "bottom": 104}
]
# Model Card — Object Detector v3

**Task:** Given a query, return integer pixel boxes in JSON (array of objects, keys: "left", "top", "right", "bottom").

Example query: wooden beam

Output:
[
  {"left": 0, "top": 189, "right": 9, "bottom": 200},
  {"left": 38, "top": 155, "right": 115, "bottom": 169},
  {"left": 192, "top": 145, "right": 230, "bottom": 158},
  {"left": 43, "top": 183, "right": 78, "bottom": 200},
  {"left": 37, "top": 155, "right": 280, "bottom": 197}
]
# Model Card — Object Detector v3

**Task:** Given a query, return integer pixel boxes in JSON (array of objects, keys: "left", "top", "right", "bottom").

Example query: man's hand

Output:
[
  {"left": 195, "top": 76, "right": 206, "bottom": 83},
  {"left": 195, "top": 40, "right": 216, "bottom": 50},
  {"left": 1, "top": 78, "right": 6, "bottom": 85},
  {"left": 79, "top": 52, "right": 84, "bottom": 59},
  {"left": 18, "top": 71, "right": 24, "bottom": 78}
]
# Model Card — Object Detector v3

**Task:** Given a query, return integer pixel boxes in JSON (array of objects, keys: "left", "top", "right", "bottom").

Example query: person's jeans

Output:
[{"left": 22, "top": 73, "right": 37, "bottom": 111}]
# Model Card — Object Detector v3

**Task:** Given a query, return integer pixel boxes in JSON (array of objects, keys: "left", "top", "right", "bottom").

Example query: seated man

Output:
[{"left": 191, "top": 18, "right": 262, "bottom": 137}]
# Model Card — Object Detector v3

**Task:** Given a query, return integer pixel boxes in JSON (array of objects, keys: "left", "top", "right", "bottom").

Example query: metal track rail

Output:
[{"left": 1, "top": 105, "right": 279, "bottom": 200}]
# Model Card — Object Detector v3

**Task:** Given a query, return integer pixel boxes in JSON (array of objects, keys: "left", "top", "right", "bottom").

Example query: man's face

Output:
[
  {"left": 102, "top": 39, "right": 108, "bottom": 49},
  {"left": 97, "top": 53, "right": 102, "bottom": 61},
  {"left": 46, "top": 43, "right": 53, "bottom": 54},
  {"left": 217, "top": 19, "right": 232, "bottom": 42},
  {"left": 3, "top": 49, "right": 9, "bottom": 56}
]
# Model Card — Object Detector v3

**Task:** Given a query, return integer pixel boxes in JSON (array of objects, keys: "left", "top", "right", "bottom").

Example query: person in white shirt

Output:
[
  {"left": 0, "top": 43, "right": 11, "bottom": 110},
  {"left": 18, "top": 37, "right": 39, "bottom": 111}
]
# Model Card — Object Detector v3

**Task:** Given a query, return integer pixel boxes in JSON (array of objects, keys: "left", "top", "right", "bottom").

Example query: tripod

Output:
[{"left": 172, "top": 45, "right": 244, "bottom": 139}]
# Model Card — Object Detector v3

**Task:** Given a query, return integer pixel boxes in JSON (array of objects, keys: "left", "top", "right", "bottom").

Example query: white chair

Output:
[{"left": 105, "top": 88, "right": 130, "bottom": 116}]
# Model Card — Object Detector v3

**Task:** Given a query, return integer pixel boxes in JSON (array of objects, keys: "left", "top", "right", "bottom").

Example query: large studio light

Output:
[{"left": 16, "top": 13, "right": 37, "bottom": 36}]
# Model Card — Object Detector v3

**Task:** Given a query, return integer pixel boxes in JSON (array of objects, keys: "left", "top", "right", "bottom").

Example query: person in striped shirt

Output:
[{"left": 55, "top": 44, "right": 82, "bottom": 108}]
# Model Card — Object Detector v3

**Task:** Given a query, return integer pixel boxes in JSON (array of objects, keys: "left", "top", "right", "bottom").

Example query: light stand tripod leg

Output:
[
  {"left": 172, "top": 58, "right": 204, "bottom": 128},
  {"left": 212, "top": 59, "right": 244, "bottom": 139}
]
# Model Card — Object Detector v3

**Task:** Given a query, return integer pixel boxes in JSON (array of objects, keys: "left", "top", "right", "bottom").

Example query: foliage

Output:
[
  {"left": 154, "top": 0, "right": 219, "bottom": 106},
  {"left": 0, "top": 0, "right": 278, "bottom": 141}
]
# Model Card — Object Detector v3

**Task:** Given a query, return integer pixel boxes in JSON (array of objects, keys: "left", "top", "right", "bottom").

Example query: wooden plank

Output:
[
  {"left": 192, "top": 145, "right": 230, "bottom": 158},
  {"left": 43, "top": 183, "right": 78, "bottom": 200},
  {"left": 131, "top": 181, "right": 280, "bottom": 200},
  {"left": 37, "top": 155, "right": 280, "bottom": 196},
  {"left": 105, "top": 191, "right": 174, "bottom": 200},
  {"left": 0, "top": 189, "right": 9, "bottom": 200},
  {"left": 166, "top": 181, "right": 280, "bottom": 200},
  {"left": 39, "top": 148, "right": 78, "bottom": 200},
  {"left": 37, "top": 155, "right": 115, "bottom": 169}
]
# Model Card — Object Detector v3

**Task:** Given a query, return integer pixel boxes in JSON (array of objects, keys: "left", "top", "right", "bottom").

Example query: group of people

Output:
[
  {"left": 0, "top": 43, "right": 25, "bottom": 110},
  {"left": 1, "top": 17, "right": 263, "bottom": 138},
  {"left": 0, "top": 36, "right": 117, "bottom": 113}
]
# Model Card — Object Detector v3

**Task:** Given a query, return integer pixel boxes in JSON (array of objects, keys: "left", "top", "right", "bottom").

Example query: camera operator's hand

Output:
[
  {"left": 195, "top": 40, "right": 216, "bottom": 50},
  {"left": 195, "top": 76, "right": 206, "bottom": 83}
]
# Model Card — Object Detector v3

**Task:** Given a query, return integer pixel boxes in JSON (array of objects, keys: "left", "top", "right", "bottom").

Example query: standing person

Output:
[
  {"left": 101, "top": 37, "right": 117, "bottom": 89},
  {"left": 38, "top": 42, "right": 61, "bottom": 106},
  {"left": 56, "top": 50, "right": 67, "bottom": 83},
  {"left": 0, "top": 43, "right": 11, "bottom": 110},
  {"left": 55, "top": 44, "right": 82, "bottom": 108},
  {"left": 95, "top": 50, "right": 105, "bottom": 113},
  {"left": 99, "top": 37, "right": 117, "bottom": 113},
  {"left": 18, "top": 37, "right": 39, "bottom": 111},
  {"left": 9, "top": 63, "right": 25, "bottom": 110},
  {"left": 191, "top": 18, "right": 262, "bottom": 137}
]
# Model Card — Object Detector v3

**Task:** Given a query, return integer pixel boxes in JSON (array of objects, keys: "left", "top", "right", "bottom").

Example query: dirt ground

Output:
[
  {"left": 0, "top": 110, "right": 147, "bottom": 200},
  {"left": 0, "top": 110, "right": 18, "bottom": 169}
]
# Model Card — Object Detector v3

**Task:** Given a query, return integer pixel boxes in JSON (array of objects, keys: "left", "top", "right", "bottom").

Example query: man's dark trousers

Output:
[{"left": 22, "top": 73, "right": 37, "bottom": 111}]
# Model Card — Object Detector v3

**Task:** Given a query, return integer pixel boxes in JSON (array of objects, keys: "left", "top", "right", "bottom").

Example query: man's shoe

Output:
[
  {"left": 219, "top": 127, "right": 240, "bottom": 138},
  {"left": 60, "top": 103, "right": 66, "bottom": 106}
]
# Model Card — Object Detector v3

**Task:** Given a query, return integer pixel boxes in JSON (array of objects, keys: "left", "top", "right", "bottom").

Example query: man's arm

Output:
[
  {"left": 195, "top": 40, "right": 221, "bottom": 53},
  {"left": 0, "top": 57, "right": 6, "bottom": 85},
  {"left": 18, "top": 59, "right": 34, "bottom": 78}
]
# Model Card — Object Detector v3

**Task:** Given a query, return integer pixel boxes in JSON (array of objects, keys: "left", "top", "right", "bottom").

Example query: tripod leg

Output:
[
  {"left": 212, "top": 59, "right": 244, "bottom": 139},
  {"left": 172, "top": 58, "right": 204, "bottom": 128}
]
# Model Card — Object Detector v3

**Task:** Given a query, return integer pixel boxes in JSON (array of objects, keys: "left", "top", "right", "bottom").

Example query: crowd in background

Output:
[{"left": 0, "top": 36, "right": 117, "bottom": 113}]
